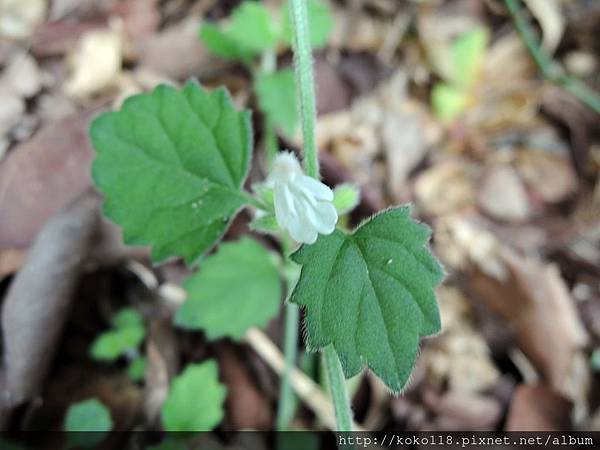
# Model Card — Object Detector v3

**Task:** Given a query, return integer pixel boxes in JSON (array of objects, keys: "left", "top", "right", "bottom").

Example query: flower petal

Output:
[
  {"left": 288, "top": 208, "right": 319, "bottom": 244},
  {"left": 297, "top": 175, "right": 334, "bottom": 201},
  {"left": 274, "top": 182, "right": 296, "bottom": 227},
  {"left": 312, "top": 201, "right": 338, "bottom": 234},
  {"left": 270, "top": 152, "right": 303, "bottom": 184}
]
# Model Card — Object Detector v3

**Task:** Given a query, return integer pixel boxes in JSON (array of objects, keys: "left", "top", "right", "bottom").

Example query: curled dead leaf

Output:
[
  {"left": 469, "top": 246, "right": 589, "bottom": 399},
  {"left": 477, "top": 164, "right": 531, "bottom": 223},
  {"left": 414, "top": 161, "right": 477, "bottom": 217},
  {"left": 1, "top": 194, "right": 99, "bottom": 416},
  {"left": 0, "top": 0, "right": 47, "bottom": 39},
  {"left": 64, "top": 21, "right": 124, "bottom": 99}
]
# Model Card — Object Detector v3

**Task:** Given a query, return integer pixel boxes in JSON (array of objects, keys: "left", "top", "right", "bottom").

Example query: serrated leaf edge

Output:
[
  {"left": 90, "top": 81, "right": 254, "bottom": 266},
  {"left": 290, "top": 205, "right": 445, "bottom": 393}
]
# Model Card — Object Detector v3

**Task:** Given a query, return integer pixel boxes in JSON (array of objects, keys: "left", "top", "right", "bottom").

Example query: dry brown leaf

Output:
[
  {"left": 414, "top": 161, "right": 477, "bottom": 217},
  {"left": 1, "top": 52, "right": 43, "bottom": 98},
  {"left": 434, "top": 214, "right": 506, "bottom": 279},
  {"left": 144, "top": 318, "right": 179, "bottom": 426},
  {"left": 32, "top": 19, "right": 107, "bottom": 57},
  {"left": 517, "top": 150, "right": 577, "bottom": 204},
  {"left": 35, "top": 365, "right": 142, "bottom": 434},
  {"left": 107, "top": 0, "right": 159, "bottom": 44},
  {"left": 0, "top": 0, "right": 47, "bottom": 39},
  {"left": 471, "top": 33, "right": 540, "bottom": 133},
  {"left": 383, "top": 112, "right": 427, "bottom": 201},
  {"left": 417, "top": 3, "right": 482, "bottom": 82},
  {"left": 311, "top": 71, "right": 439, "bottom": 204},
  {"left": 421, "top": 287, "right": 500, "bottom": 394},
  {"left": 329, "top": 5, "right": 392, "bottom": 52},
  {"left": 0, "top": 194, "right": 99, "bottom": 416},
  {"left": 563, "top": 51, "right": 597, "bottom": 78},
  {"left": 522, "top": 0, "right": 565, "bottom": 55},
  {"left": 64, "top": 22, "right": 124, "bottom": 99},
  {"left": 0, "top": 249, "right": 26, "bottom": 279},
  {"left": 218, "top": 343, "right": 273, "bottom": 430},
  {"left": 483, "top": 33, "right": 537, "bottom": 86},
  {"left": 423, "top": 389, "right": 503, "bottom": 431},
  {"left": 505, "top": 384, "right": 571, "bottom": 431},
  {"left": 0, "top": 88, "right": 25, "bottom": 137},
  {"left": 137, "top": 16, "right": 226, "bottom": 80},
  {"left": 477, "top": 164, "right": 531, "bottom": 222},
  {"left": 469, "top": 246, "right": 589, "bottom": 398},
  {"left": 0, "top": 109, "right": 97, "bottom": 251}
]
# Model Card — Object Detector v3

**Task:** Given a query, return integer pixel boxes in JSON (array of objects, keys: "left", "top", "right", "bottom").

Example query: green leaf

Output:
[
  {"left": 127, "top": 356, "right": 147, "bottom": 381},
  {"left": 199, "top": 2, "right": 279, "bottom": 61},
  {"left": 91, "top": 82, "right": 253, "bottom": 265},
  {"left": 452, "top": 27, "right": 489, "bottom": 88},
  {"left": 111, "top": 307, "right": 143, "bottom": 329},
  {"left": 249, "top": 213, "right": 279, "bottom": 234},
  {"left": 290, "top": 207, "right": 443, "bottom": 393},
  {"left": 64, "top": 399, "right": 113, "bottom": 448},
  {"left": 175, "top": 238, "right": 282, "bottom": 339},
  {"left": 199, "top": 23, "right": 254, "bottom": 61},
  {"left": 431, "top": 82, "right": 469, "bottom": 122},
  {"left": 228, "top": 1, "right": 280, "bottom": 53},
  {"left": 161, "top": 360, "right": 226, "bottom": 431},
  {"left": 252, "top": 184, "right": 274, "bottom": 212},
  {"left": 282, "top": 0, "right": 333, "bottom": 49},
  {"left": 90, "top": 325, "right": 145, "bottom": 361},
  {"left": 255, "top": 68, "right": 298, "bottom": 137},
  {"left": 333, "top": 184, "right": 360, "bottom": 215}
]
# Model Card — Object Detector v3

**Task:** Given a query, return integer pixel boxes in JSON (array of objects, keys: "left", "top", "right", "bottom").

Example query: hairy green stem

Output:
[
  {"left": 289, "top": 0, "right": 319, "bottom": 178},
  {"left": 323, "top": 345, "right": 353, "bottom": 431},
  {"left": 276, "top": 234, "right": 300, "bottom": 430},
  {"left": 505, "top": 0, "right": 600, "bottom": 114},
  {"left": 288, "top": 0, "right": 354, "bottom": 433},
  {"left": 264, "top": 117, "right": 279, "bottom": 166},
  {"left": 257, "top": 44, "right": 301, "bottom": 430},
  {"left": 276, "top": 301, "right": 299, "bottom": 429}
]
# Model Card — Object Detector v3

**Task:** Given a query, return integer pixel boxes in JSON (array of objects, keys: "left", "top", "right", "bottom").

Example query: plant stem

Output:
[
  {"left": 259, "top": 49, "right": 279, "bottom": 167},
  {"left": 264, "top": 117, "right": 279, "bottom": 167},
  {"left": 276, "top": 301, "right": 299, "bottom": 429},
  {"left": 289, "top": 0, "right": 319, "bottom": 178},
  {"left": 504, "top": 0, "right": 600, "bottom": 114},
  {"left": 241, "top": 191, "right": 265, "bottom": 210},
  {"left": 323, "top": 345, "right": 353, "bottom": 431},
  {"left": 276, "top": 234, "right": 300, "bottom": 429},
  {"left": 288, "top": 0, "right": 354, "bottom": 433}
]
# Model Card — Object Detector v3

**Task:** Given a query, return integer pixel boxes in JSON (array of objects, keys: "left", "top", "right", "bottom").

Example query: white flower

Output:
[{"left": 268, "top": 152, "right": 338, "bottom": 244}]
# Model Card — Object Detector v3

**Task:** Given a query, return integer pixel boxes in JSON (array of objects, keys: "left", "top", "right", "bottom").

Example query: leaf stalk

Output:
[{"left": 323, "top": 345, "right": 354, "bottom": 431}]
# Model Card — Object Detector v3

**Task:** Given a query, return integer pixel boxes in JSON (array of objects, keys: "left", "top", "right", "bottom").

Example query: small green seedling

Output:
[
  {"left": 200, "top": 0, "right": 333, "bottom": 141},
  {"left": 161, "top": 360, "right": 226, "bottom": 432},
  {"left": 175, "top": 237, "right": 282, "bottom": 339},
  {"left": 64, "top": 398, "right": 113, "bottom": 448},
  {"left": 431, "top": 27, "right": 489, "bottom": 121},
  {"left": 89, "top": 307, "right": 146, "bottom": 382}
]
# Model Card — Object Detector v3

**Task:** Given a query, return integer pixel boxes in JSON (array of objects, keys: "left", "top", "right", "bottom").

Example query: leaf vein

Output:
[
  {"left": 349, "top": 238, "right": 401, "bottom": 387},
  {"left": 355, "top": 233, "right": 438, "bottom": 277}
]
